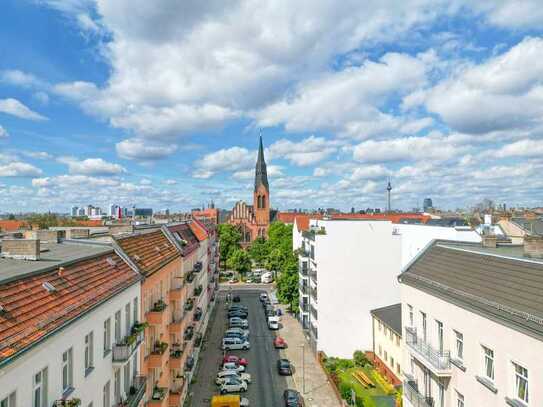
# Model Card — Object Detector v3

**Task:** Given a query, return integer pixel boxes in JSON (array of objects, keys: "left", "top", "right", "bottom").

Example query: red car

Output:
[
  {"left": 223, "top": 355, "right": 248, "bottom": 366},
  {"left": 274, "top": 336, "right": 287, "bottom": 349}
]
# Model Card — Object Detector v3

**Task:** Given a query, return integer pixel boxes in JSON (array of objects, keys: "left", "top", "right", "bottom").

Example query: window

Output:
[
  {"left": 103, "top": 318, "right": 111, "bottom": 355},
  {"left": 454, "top": 331, "right": 464, "bottom": 361},
  {"left": 396, "top": 335, "right": 400, "bottom": 346},
  {"left": 62, "top": 348, "right": 73, "bottom": 392},
  {"left": 114, "top": 310, "right": 121, "bottom": 343},
  {"left": 397, "top": 364, "right": 401, "bottom": 374},
  {"left": 85, "top": 331, "right": 94, "bottom": 373},
  {"left": 408, "top": 304, "right": 414, "bottom": 326},
  {"left": 438, "top": 383, "right": 445, "bottom": 407},
  {"left": 0, "top": 392, "right": 16, "bottom": 407},
  {"left": 390, "top": 357, "right": 394, "bottom": 368},
  {"left": 436, "top": 320, "right": 443, "bottom": 352},
  {"left": 124, "top": 362, "right": 131, "bottom": 394},
  {"left": 33, "top": 367, "right": 48, "bottom": 407},
  {"left": 103, "top": 381, "right": 110, "bottom": 407},
  {"left": 378, "top": 321, "right": 382, "bottom": 331},
  {"left": 114, "top": 369, "right": 121, "bottom": 404},
  {"left": 133, "top": 297, "right": 138, "bottom": 322},
  {"left": 513, "top": 362, "right": 529, "bottom": 403},
  {"left": 125, "top": 303, "right": 131, "bottom": 335},
  {"left": 132, "top": 353, "right": 138, "bottom": 380},
  {"left": 421, "top": 312, "right": 427, "bottom": 341},
  {"left": 456, "top": 391, "right": 464, "bottom": 407},
  {"left": 378, "top": 344, "right": 382, "bottom": 356},
  {"left": 384, "top": 351, "right": 388, "bottom": 362},
  {"left": 482, "top": 345, "right": 495, "bottom": 381},
  {"left": 389, "top": 329, "right": 393, "bottom": 341}
]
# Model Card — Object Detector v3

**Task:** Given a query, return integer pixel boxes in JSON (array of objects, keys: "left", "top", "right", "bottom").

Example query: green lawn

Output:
[{"left": 336, "top": 366, "right": 396, "bottom": 407}]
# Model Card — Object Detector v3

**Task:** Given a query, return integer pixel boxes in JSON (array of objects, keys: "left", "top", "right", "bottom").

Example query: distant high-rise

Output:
[
  {"left": 71, "top": 206, "right": 79, "bottom": 217},
  {"left": 423, "top": 198, "right": 433, "bottom": 212}
]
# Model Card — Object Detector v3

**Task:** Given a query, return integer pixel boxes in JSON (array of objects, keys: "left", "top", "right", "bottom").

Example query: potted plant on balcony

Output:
[
  {"left": 131, "top": 321, "right": 149, "bottom": 334},
  {"left": 152, "top": 387, "right": 166, "bottom": 400},
  {"left": 54, "top": 399, "right": 81, "bottom": 407},
  {"left": 153, "top": 299, "right": 167, "bottom": 312},
  {"left": 153, "top": 341, "right": 168, "bottom": 354}
]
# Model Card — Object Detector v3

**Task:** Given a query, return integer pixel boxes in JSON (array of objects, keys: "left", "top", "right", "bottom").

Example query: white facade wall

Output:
[
  {"left": 396, "top": 224, "right": 481, "bottom": 268},
  {"left": 372, "top": 316, "right": 403, "bottom": 380},
  {"left": 0, "top": 282, "right": 142, "bottom": 407},
  {"left": 292, "top": 220, "right": 303, "bottom": 250},
  {"left": 402, "top": 283, "right": 543, "bottom": 407}
]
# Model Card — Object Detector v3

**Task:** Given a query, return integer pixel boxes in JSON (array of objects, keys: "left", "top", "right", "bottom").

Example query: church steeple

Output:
[{"left": 254, "top": 134, "right": 269, "bottom": 192}]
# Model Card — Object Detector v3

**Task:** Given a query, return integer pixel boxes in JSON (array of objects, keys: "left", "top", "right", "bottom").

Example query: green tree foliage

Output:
[
  {"left": 226, "top": 248, "right": 252, "bottom": 274},
  {"left": 248, "top": 237, "right": 269, "bottom": 266},
  {"left": 218, "top": 224, "right": 242, "bottom": 269},
  {"left": 23, "top": 214, "right": 86, "bottom": 229},
  {"left": 353, "top": 350, "right": 369, "bottom": 367}
]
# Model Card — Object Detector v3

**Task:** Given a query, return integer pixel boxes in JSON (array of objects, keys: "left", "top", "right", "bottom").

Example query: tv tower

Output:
[{"left": 386, "top": 178, "right": 392, "bottom": 213}]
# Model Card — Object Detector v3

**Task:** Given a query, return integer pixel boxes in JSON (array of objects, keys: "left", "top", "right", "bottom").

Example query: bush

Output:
[{"left": 353, "top": 350, "right": 369, "bottom": 367}]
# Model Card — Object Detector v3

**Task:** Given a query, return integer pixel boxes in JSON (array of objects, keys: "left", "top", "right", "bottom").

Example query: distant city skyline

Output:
[{"left": 1, "top": 1, "right": 543, "bottom": 212}]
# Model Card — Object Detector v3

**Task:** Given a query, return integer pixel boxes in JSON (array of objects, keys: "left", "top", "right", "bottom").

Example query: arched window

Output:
[
  {"left": 261, "top": 195, "right": 266, "bottom": 208},
  {"left": 257, "top": 195, "right": 262, "bottom": 208}
]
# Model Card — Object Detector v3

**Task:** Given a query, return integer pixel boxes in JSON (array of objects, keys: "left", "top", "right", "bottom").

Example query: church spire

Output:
[{"left": 254, "top": 132, "right": 269, "bottom": 192}]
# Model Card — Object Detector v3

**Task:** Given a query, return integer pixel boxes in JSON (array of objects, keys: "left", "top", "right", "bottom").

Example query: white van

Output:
[
  {"left": 268, "top": 316, "right": 279, "bottom": 330},
  {"left": 261, "top": 272, "right": 273, "bottom": 284},
  {"left": 222, "top": 337, "right": 250, "bottom": 350}
]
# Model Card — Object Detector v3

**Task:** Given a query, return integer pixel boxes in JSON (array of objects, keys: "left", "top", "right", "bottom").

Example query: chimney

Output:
[
  {"left": 481, "top": 234, "right": 497, "bottom": 248},
  {"left": 1, "top": 238, "right": 40, "bottom": 260},
  {"left": 524, "top": 235, "right": 543, "bottom": 259},
  {"left": 24, "top": 230, "right": 59, "bottom": 244},
  {"left": 58, "top": 266, "right": 65, "bottom": 277},
  {"left": 66, "top": 228, "right": 90, "bottom": 239}
]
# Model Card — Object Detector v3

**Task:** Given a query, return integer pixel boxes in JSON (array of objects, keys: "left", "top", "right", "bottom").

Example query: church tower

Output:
[{"left": 253, "top": 134, "right": 270, "bottom": 238}]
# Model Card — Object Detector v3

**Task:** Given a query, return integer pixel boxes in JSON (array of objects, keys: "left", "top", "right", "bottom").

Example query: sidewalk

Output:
[{"left": 277, "top": 304, "right": 343, "bottom": 407}]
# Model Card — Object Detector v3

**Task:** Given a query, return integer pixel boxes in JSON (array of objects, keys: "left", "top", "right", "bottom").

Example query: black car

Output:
[
  {"left": 283, "top": 389, "right": 303, "bottom": 406},
  {"left": 277, "top": 359, "right": 292, "bottom": 375},
  {"left": 228, "top": 311, "right": 248, "bottom": 319},
  {"left": 233, "top": 295, "right": 241, "bottom": 302},
  {"left": 229, "top": 305, "right": 248, "bottom": 312}
]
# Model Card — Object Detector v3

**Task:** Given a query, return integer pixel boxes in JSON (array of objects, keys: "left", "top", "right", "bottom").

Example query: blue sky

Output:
[{"left": 1, "top": 0, "right": 543, "bottom": 213}]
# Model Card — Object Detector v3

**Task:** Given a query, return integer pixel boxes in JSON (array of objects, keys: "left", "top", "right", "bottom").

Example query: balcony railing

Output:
[
  {"left": 193, "top": 285, "right": 203, "bottom": 297},
  {"left": 300, "top": 265, "right": 308, "bottom": 276},
  {"left": 300, "top": 285, "right": 308, "bottom": 295},
  {"left": 403, "top": 380, "right": 434, "bottom": 407},
  {"left": 310, "top": 287, "right": 318, "bottom": 302},
  {"left": 405, "top": 327, "right": 451, "bottom": 375},
  {"left": 186, "top": 272, "right": 195, "bottom": 283},
  {"left": 310, "top": 305, "right": 318, "bottom": 320},
  {"left": 126, "top": 375, "right": 146, "bottom": 407},
  {"left": 300, "top": 303, "right": 309, "bottom": 312},
  {"left": 184, "top": 299, "right": 194, "bottom": 311},
  {"left": 310, "top": 323, "right": 318, "bottom": 339},
  {"left": 113, "top": 330, "right": 144, "bottom": 363},
  {"left": 309, "top": 271, "right": 317, "bottom": 283}
]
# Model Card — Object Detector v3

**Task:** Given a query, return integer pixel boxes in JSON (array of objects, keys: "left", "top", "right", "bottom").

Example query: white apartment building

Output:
[
  {"left": 371, "top": 304, "right": 403, "bottom": 385},
  {"left": 400, "top": 238, "right": 543, "bottom": 407},
  {"left": 0, "top": 240, "right": 144, "bottom": 407},
  {"left": 297, "top": 219, "right": 480, "bottom": 358}
]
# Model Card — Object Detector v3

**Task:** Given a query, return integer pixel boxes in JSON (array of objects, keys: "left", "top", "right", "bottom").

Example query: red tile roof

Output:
[
  {"left": 0, "top": 251, "right": 139, "bottom": 365},
  {"left": 0, "top": 220, "right": 28, "bottom": 232},
  {"left": 167, "top": 223, "right": 199, "bottom": 256},
  {"left": 277, "top": 213, "right": 324, "bottom": 232},
  {"left": 115, "top": 230, "right": 180, "bottom": 275},
  {"left": 189, "top": 220, "right": 208, "bottom": 242},
  {"left": 330, "top": 213, "right": 431, "bottom": 223}
]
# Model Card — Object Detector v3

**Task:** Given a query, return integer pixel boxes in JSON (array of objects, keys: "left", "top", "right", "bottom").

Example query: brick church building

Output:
[{"left": 228, "top": 136, "right": 274, "bottom": 246}]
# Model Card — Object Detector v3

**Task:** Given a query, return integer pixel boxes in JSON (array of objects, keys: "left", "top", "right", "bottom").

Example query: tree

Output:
[
  {"left": 353, "top": 350, "right": 369, "bottom": 367},
  {"left": 226, "top": 249, "right": 252, "bottom": 274},
  {"left": 218, "top": 224, "right": 242, "bottom": 269},
  {"left": 248, "top": 237, "right": 269, "bottom": 267}
]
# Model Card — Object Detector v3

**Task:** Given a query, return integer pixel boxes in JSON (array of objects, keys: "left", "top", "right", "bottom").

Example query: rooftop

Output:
[
  {"left": 167, "top": 223, "right": 199, "bottom": 256},
  {"left": 0, "top": 251, "right": 140, "bottom": 366},
  {"left": 371, "top": 303, "right": 402, "bottom": 336},
  {"left": 0, "top": 241, "right": 112, "bottom": 283},
  {"left": 400, "top": 240, "right": 543, "bottom": 339}
]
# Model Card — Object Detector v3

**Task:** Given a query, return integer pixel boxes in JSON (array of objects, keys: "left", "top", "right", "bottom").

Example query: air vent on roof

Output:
[
  {"left": 163, "top": 243, "right": 169, "bottom": 249},
  {"left": 58, "top": 267, "right": 65, "bottom": 277},
  {"left": 133, "top": 254, "right": 141, "bottom": 261},
  {"left": 42, "top": 282, "right": 56, "bottom": 293},
  {"left": 106, "top": 257, "right": 117, "bottom": 267},
  {"left": 0, "top": 304, "right": 5, "bottom": 313},
  {"left": 155, "top": 246, "right": 161, "bottom": 252}
]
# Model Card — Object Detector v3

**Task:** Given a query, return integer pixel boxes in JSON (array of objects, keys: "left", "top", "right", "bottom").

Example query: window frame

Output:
[
  {"left": 62, "top": 347, "right": 73, "bottom": 393},
  {"left": 33, "top": 367, "right": 48, "bottom": 407},
  {"left": 512, "top": 361, "right": 529, "bottom": 404},
  {"left": 408, "top": 304, "right": 414, "bottom": 326},
  {"left": 456, "top": 390, "right": 464, "bottom": 407},
  {"left": 454, "top": 330, "right": 464, "bottom": 361},
  {"left": 103, "top": 318, "right": 111, "bottom": 356},
  {"left": 482, "top": 345, "right": 495, "bottom": 382},
  {"left": 0, "top": 392, "right": 16, "bottom": 407}
]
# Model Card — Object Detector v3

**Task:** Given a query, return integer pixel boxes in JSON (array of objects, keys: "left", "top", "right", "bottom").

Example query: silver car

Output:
[
  {"left": 220, "top": 377, "right": 248, "bottom": 394},
  {"left": 216, "top": 370, "right": 252, "bottom": 385}
]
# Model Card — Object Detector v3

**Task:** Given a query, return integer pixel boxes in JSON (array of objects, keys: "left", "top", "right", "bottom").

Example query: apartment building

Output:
[
  {"left": 115, "top": 228, "right": 185, "bottom": 407},
  {"left": 399, "top": 238, "right": 543, "bottom": 407},
  {"left": 0, "top": 238, "right": 144, "bottom": 407},
  {"left": 298, "top": 219, "right": 480, "bottom": 357},
  {"left": 371, "top": 304, "right": 403, "bottom": 386}
]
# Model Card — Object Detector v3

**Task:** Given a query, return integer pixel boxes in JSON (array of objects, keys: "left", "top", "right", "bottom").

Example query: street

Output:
[{"left": 190, "top": 287, "right": 291, "bottom": 406}]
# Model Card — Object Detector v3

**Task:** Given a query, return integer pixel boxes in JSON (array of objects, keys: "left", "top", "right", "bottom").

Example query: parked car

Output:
[
  {"left": 222, "top": 337, "right": 250, "bottom": 350},
  {"left": 274, "top": 336, "right": 287, "bottom": 349},
  {"left": 223, "top": 355, "right": 248, "bottom": 366},
  {"left": 277, "top": 359, "right": 293, "bottom": 375},
  {"left": 229, "top": 317, "right": 249, "bottom": 328},
  {"left": 228, "top": 310, "right": 248, "bottom": 319},
  {"left": 268, "top": 316, "right": 279, "bottom": 330},
  {"left": 283, "top": 389, "right": 304, "bottom": 406},
  {"left": 233, "top": 294, "right": 241, "bottom": 302},
  {"left": 229, "top": 305, "right": 248, "bottom": 312},
  {"left": 261, "top": 272, "right": 273, "bottom": 283},
  {"left": 222, "top": 361, "right": 245, "bottom": 373},
  {"left": 225, "top": 327, "right": 250, "bottom": 338},
  {"left": 216, "top": 370, "right": 252, "bottom": 385},
  {"left": 223, "top": 332, "right": 248, "bottom": 342},
  {"left": 259, "top": 293, "right": 268, "bottom": 302},
  {"left": 211, "top": 395, "right": 250, "bottom": 407},
  {"left": 228, "top": 278, "right": 239, "bottom": 284},
  {"left": 220, "top": 377, "right": 248, "bottom": 394}
]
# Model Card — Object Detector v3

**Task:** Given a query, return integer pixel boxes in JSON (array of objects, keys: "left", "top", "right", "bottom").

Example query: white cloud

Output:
[
  {"left": 349, "top": 165, "right": 390, "bottom": 180},
  {"left": 232, "top": 165, "right": 283, "bottom": 180},
  {"left": 163, "top": 179, "right": 177, "bottom": 185},
  {"left": 0, "top": 125, "right": 8, "bottom": 138},
  {"left": 58, "top": 157, "right": 126, "bottom": 175},
  {"left": 32, "top": 174, "right": 119, "bottom": 188},
  {"left": 493, "top": 139, "right": 543, "bottom": 158},
  {"left": 472, "top": 1, "right": 543, "bottom": 29},
  {"left": 116, "top": 138, "right": 178, "bottom": 161},
  {"left": 0, "top": 70, "right": 43, "bottom": 87},
  {"left": 140, "top": 179, "right": 152, "bottom": 185},
  {"left": 0, "top": 162, "right": 43, "bottom": 177},
  {"left": 268, "top": 136, "right": 341, "bottom": 166},
  {"left": 0, "top": 98, "right": 48, "bottom": 121},
  {"left": 194, "top": 146, "right": 255, "bottom": 178}
]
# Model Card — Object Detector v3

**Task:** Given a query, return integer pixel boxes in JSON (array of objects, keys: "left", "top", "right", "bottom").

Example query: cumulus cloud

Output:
[
  {"left": 163, "top": 179, "right": 177, "bottom": 185},
  {"left": 268, "top": 136, "right": 342, "bottom": 166},
  {"left": 0, "top": 98, "right": 48, "bottom": 121},
  {"left": 194, "top": 146, "right": 255, "bottom": 179},
  {"left": 492, "top": 139, "right": 543, "bottom": 158},
  {"left": 58, "top": 157, "right": 126, "bottom": 175},
  {"left": 116, "top": 138, "right": 178, "bottom": 161},
  {"left": 0, "top": 162, "right": 43, "bottom": 177},
  {"left": 0, "top": 70, "right": 43, "bottom": 87},
  {"left": 232, "top": 165, "right": 283, "bottom": 180}
]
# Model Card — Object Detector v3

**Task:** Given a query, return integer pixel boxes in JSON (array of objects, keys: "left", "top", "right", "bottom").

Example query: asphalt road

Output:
[{"left": 190, "top": 287, "right": 290, "bottom": 406}]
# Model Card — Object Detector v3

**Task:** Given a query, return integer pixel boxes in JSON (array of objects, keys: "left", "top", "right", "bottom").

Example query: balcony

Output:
[
  {"left": 193, "top": 307, "right": 203, "bottom": 322},
  {"left": 147, "top": 387, "right": 168, "bottom": 407},
  {"left": 193, "top": 284, "right": 203, "bottom": 297},
  {"left": 310, "top": 287, "right": 318, "bottom": 302},
  {"left": 405, "top": 327, "right": 451, "bottom": 376},
  {"left": 125, "top": 375, "right": 146, "bottom": 407},
  {"left": 193, "top": 262, "right": 202, "bottom": 273},
  {"left": 309, "top": 271, "right": 317, "bottom": 283},
  {"left": 403, "top": 380, "right": 434, "bottom": 407},
  {"left": 300, "top": 303, "right": 309, "bottom": 313},
  {"left": 194, "top": 333, "right": 203, "bottom": 348},
  {"left": 184, "top": 325, "right": 194, "bottom": 341},
  {"left": 300, "top": 285, "right": 308, "bottom": 295},
  {"left": 146, "top": 300, "right": 168, "bottom": 326},
  {"left": 113, "top": 328, "right": 144, "bottom": 364},
  {"left": 310, "top": 305, "right": 318, "bottom": 320},
  {"left": 184, "top": 298, "right": 194, "bottom": 312},
  {"left": 169, "top": 315, "right": 183, "bottom": 334},
  {"left": 185, "top": 272, "right": 195, "bottom": 284},
  {"left": 169, "top": 285, "right": 184, "bottom": 301},
  {"left": 310, "top": 323, "right": 318, "bottom": 339},
  {"left": 170, "top": 345, "right": 184, "bottom": 369},
  {"left": 300, "top": 265, "right": 308, "bottom": 276},
  {"left": 147, "top": 341, "right": 168, "bottom": 369},
  {"left": 168, "top": 391, "right": 182, "bottom": 407}
]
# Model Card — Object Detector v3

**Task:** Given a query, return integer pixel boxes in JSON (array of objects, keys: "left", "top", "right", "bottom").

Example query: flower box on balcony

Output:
[
  {"left": 186, "top": 272, "right": 195, "bottom": 283},
  {"left": 53, "top": 399, "right": 81, "bottom": 407},
  {"left": 193, "top": 285, "right": 203, "bottom": 297},
  {"left": 152, "top": 341, "right": 168, "bottom": 355},
  {"left": 151, "top": 300, "right": 167, "bottom": 312}
]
